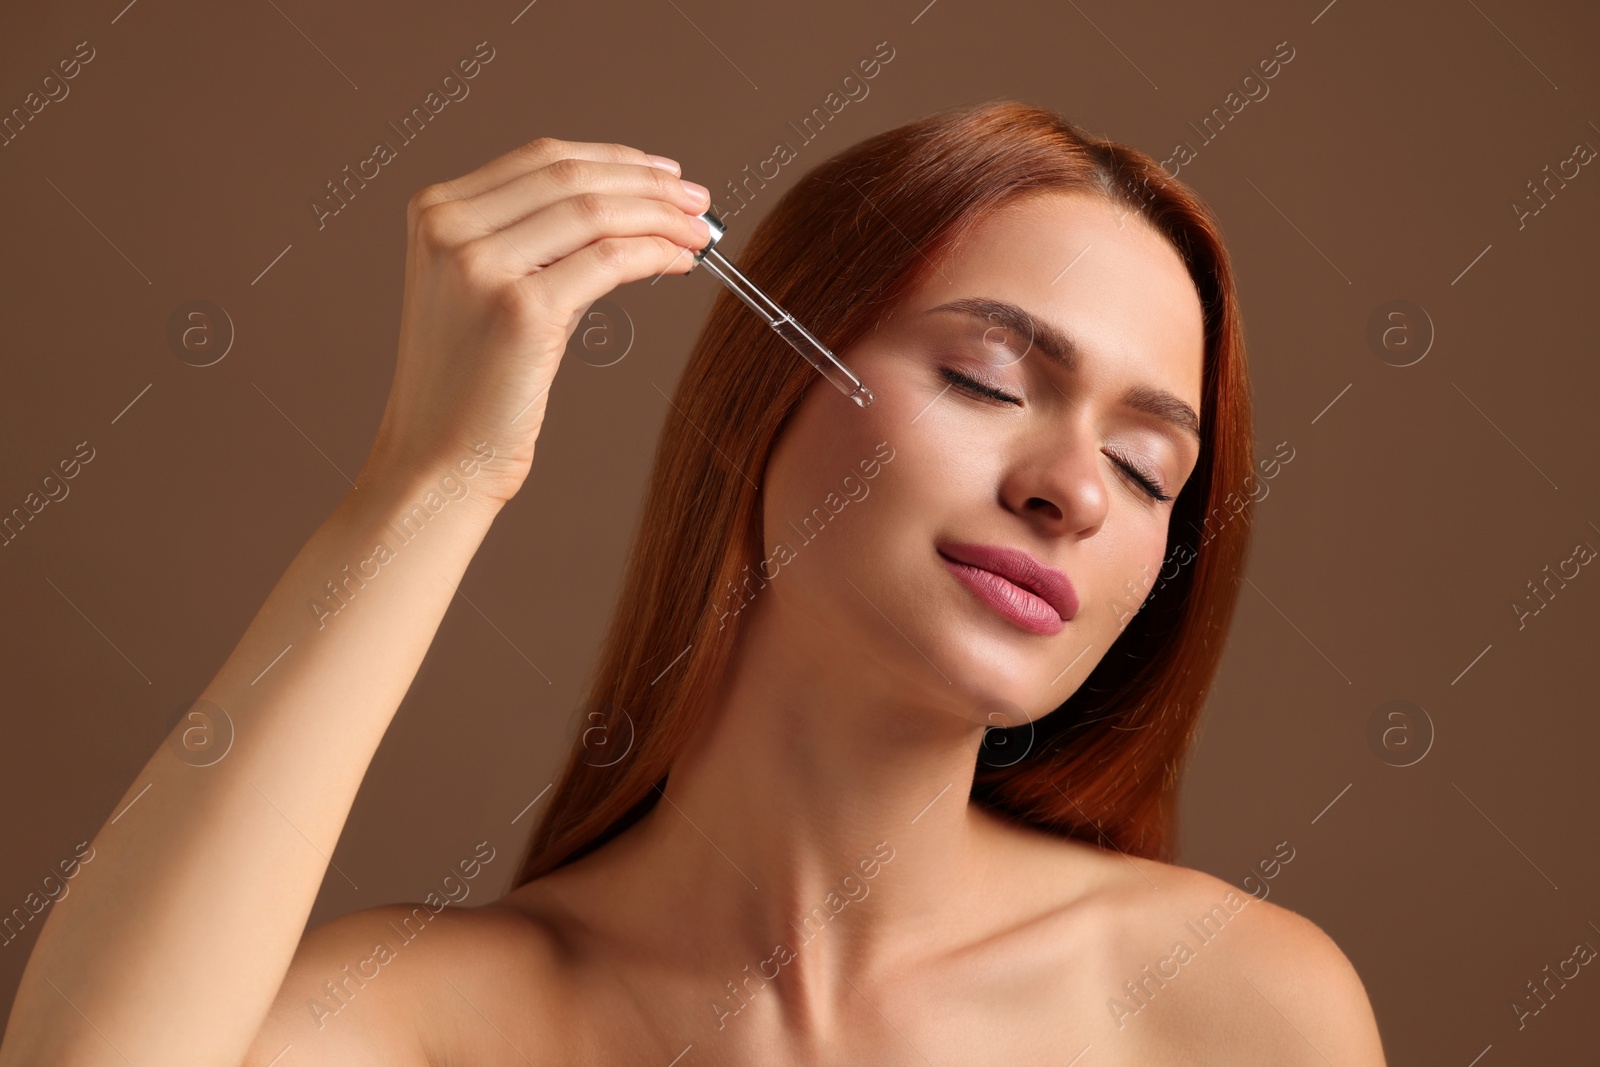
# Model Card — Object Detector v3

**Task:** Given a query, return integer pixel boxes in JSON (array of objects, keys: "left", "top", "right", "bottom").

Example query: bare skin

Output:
[
  {"left": 0, "top": 139, "right": 1386, "bottom": 1067},
  {"left": 448, "top": 191, "right": 1387, "bottom": 1065}
]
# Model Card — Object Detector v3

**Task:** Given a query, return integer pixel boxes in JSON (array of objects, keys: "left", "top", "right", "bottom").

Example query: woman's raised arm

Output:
[{"left": 0, "top": 138, "right": 712, "bottom": 1067}]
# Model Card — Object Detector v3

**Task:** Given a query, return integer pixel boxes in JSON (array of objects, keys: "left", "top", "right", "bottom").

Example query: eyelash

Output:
[{"left": 937, "top": 366, "right": 1175, "bottom": 504}]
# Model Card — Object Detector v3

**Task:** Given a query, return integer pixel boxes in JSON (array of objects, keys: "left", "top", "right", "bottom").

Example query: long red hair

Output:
[{"left": 511, "top": 99, "right": 1254, "bottom": 886}]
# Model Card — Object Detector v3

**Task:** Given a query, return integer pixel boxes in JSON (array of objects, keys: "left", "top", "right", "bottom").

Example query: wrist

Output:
[{"left": 352, "top": 445, "right": 507, "bottom": 527}]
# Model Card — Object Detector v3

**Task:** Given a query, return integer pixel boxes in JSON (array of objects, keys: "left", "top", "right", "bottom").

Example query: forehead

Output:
[{"left": 897, "top": 191, "right": 1205, "bottom": 408}]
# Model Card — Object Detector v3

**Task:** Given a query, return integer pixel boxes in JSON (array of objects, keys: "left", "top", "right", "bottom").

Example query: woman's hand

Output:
[{"left": 363, "top": 137, "right": 713, "bottom": 505}]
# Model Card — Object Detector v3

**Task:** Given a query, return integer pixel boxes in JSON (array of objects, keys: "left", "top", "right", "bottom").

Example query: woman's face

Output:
[{"left": 755, "top": 190, "right": 1206, "bottom": 729}]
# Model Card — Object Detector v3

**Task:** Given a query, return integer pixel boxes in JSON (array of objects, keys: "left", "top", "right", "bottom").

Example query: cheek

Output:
[
  {"left": 767, "top": 386, "right": 896, "bottom": 512},
  {"left": 757, "top": 389, "right": 945, "bottom": 612},
  {"left": 773, "top": 343, "right": 953, "bottom": 495},
  {"left": 758, "top": 383, "right": 905, "bottom": 578},
  {"left": 1096, "top": 533, "right": 1169, "bottom": 630}
]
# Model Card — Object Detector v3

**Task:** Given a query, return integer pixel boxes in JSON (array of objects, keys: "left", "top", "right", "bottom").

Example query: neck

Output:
[{"left": 594, "top": 590, "right": 1010, "bottom": 1024}]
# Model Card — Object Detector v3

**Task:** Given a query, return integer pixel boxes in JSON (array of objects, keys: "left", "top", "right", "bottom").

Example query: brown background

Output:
[{"left": 2, "top": 0, "right": 1597, "bottom": 1061}]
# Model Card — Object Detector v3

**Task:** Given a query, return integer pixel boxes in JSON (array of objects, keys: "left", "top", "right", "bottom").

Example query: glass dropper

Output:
[{"left": 688, "top": 210, "right": 875, "bottom": 408}]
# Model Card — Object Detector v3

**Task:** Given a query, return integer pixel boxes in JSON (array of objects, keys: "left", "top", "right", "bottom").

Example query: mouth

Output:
[{"left": 936, "top": 541, "right": 1078, "bottom": 636}]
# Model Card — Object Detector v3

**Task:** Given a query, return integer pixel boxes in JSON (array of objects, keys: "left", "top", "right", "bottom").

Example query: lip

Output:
[{"left": 936, "top": 541, "right": 1079, "bottom": 636}]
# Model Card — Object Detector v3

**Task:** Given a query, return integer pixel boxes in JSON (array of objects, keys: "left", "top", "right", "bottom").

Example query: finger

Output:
[
  {"left": 463, "top": 194, "right": 712, "bottom": 277},
  {"left": 428, "top": 137, "right": 678, "bottom": 205},
  {"left": 519, "top": 235, "right": 700, "bottom": 319},
  {"left": 417, "top": 159, "right": 709, "bottom": 253},
  {"left": 471, "top": 157, "right": 709, "bottom": 233}
]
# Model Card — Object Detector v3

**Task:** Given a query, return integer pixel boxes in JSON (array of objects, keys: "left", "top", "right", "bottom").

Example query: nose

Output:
[{"left": 1004, "top": 417, "right": 1111, "bottom": 537}]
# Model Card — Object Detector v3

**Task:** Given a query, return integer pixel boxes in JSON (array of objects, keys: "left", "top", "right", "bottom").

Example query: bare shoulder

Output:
[
  {"left": 1095, "top": 854, "right": 1388, "bottom": 1065},
  {"left": 243, "top": 898, "right": 565, "bottom": 1067}
]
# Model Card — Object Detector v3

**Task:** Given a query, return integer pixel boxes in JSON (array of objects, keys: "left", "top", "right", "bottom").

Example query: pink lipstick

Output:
[{"left": 936, "top": 541, "right": 1078, "bottom": 637}]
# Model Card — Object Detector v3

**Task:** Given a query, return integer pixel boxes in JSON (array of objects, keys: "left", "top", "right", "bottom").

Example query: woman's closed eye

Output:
[
  {"left": 936, "top": 365, "right": 1174, "bottom": 504},
  {"left": 939, "top": 364, "right": 1021, "bottom": 406}
]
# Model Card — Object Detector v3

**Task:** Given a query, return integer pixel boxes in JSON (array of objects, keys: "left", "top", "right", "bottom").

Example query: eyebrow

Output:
[{"left": 924, "top": 296, "right": 1202, "bottom": 445}]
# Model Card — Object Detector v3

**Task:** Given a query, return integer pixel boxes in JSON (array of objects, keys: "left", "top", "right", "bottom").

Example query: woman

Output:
[{"left": 0, "top": 101, "right": 1385, "bottom": 1064}]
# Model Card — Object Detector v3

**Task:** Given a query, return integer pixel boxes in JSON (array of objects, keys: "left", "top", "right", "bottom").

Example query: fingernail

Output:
[
  {"left": 646, "top": 154, "right": 681, "bottom": 173},
  {"left": 680, "top": 179, "right": 710, "bottom": 204}
]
